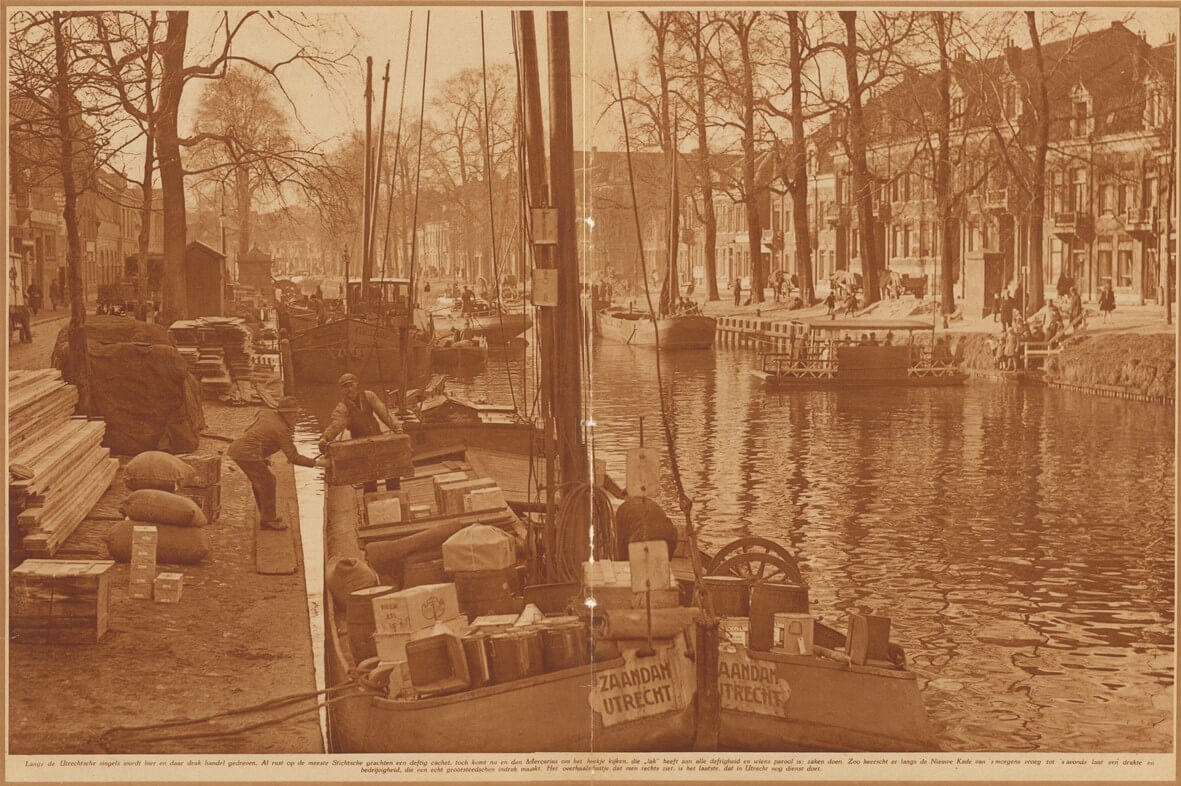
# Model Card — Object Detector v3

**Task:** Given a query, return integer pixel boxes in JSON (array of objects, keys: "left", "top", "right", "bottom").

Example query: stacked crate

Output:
[
  {"left": 178, "top": 453, "right": 221, "bottom": 524},
  {"left": 128, "top": 525, "right": 158, "bottom": 600},
  {"left": 10, "top": 559, "right": 115, "bottom": 644}
]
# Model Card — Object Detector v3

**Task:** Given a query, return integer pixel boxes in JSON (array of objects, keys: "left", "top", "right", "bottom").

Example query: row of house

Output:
[{"left": 686, "top": 20, "right": 1176, "bottom": 312}]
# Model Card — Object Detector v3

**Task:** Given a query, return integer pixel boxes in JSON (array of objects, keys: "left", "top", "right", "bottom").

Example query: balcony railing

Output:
[
  {"left": 1053, "top": 211, "right": 1092, "bottom": 236},
  {"left": 1124, "top": 207, "right": 1153, "bottom": 232}
]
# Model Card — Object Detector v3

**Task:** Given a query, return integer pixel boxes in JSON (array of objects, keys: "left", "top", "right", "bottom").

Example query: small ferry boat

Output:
[
  {"left": 429, "top": 337, "right": 488, "bottom": 373},
  {"left": 430, "top": 306, "right": 533, "bottom": 345},
  {"left": 596, "top": 305, "right": 716, "bottom": 350},
  {"left": 750, "top": 318, "right": 966, "bottom": 389}
]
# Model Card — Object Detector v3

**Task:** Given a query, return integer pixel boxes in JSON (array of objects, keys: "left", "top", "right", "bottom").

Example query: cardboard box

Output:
[
  {"left": 437, "top": 478, "right": 498, "bottom": 515},
  {"left": 364, "top": 490, "right": 411, "bottom": 528},
  {"left": 772, "top": 612, "right": 814, "bottom": 655},
  {"left": 130, "top": 543, "right": 157, "bottom": 563},
  {"left": 131, "top": 525, "right": 158, "bottom": 544},
  {"left": 442, "top": 525, "right": 516, "bottom": 572},
  {"left": 129, "top": 562, "right": 156, "bottom": 584},
  {"left": 10, "top": 560, "right": 115, "bottom": 644},
  {"left": 406, "top": 631, "right": 470, "bottom": 696},
  {"left": 371, "top": 583, "right": 461, "bottom": 635},
  {"left": 154, "top": 572, "right": 184, "bottom": 603},
  {"left": 128, "top": 578, "right": 153, "bottom": 601},
  {"left": 719, "top": 616, "right": 749, "bottom": 647},
  {"left": 374, "top": 617, "right": 468, "bottom": 662},
  {"left": 409, "top": 503, "right": 431, "bottom": 520},
  {"left": 587, "top": 586, "right": 681, "bottom": 610}
]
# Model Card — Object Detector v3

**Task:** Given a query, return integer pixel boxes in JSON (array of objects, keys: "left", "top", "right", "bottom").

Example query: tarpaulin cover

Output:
[{"left": 53, "top": 319, "right": 205, "bottom": 455}]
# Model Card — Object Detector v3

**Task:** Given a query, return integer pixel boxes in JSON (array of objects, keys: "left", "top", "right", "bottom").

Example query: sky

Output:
[{"left": 175, "top": 6, "right": 1178, "bottom": 155}]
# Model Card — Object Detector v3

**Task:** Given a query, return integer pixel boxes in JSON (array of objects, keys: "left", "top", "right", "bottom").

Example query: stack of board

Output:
[
  {"left": 8, "top": 370, "right": 119, "bottom": 557},
  {"left": 168, "top": 317, "right": 253, "bottom": 396}
]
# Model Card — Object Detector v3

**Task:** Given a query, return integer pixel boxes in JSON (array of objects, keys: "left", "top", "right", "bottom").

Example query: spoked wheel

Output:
[{"left": 707, "top": 537, "right": 805, "bottom": 586}]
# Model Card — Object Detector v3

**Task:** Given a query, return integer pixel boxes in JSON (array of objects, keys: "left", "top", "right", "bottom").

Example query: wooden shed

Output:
[
  {"left": 184, "top": 241, "right": 225, "bottom": 317},
  {"left": 238, "top": 245, "right": 274, "bottom": 294}
]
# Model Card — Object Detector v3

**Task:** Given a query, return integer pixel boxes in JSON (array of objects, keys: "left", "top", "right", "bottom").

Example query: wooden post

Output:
[
  {"left": 366, "top": 61, "right": 391, "bottom": 303},
  {"left": 280, "top": 337, "right": 295, "bottom": 395},
  {"left": 694, "top": 621, "right": 721, "bottom": 750},
  {"left": 547, "top": 11, "right": 589, "bottom": 490},
  {"left": 516, "top": 11, "right": 559, "bottom": 578}
]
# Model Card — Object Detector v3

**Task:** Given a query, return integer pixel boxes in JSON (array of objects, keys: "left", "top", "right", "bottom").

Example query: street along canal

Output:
[{"left": 437, "top": 336, "right": 1174, "bottom": 753}]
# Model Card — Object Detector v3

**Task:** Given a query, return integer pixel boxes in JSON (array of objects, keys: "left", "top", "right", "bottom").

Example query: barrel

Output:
[
  {"left": 701, "top": 575, "right": 750, "bottom": 616},
  {"left": 748, "top": 583, "right": 809, "bottom": 652},
  {"left": 540, "top": 622, "right": 589, "bottom": 672},
  {"left": 346, "top": 585, "right": 396, "bottom": 663},
  {"left": 403, "top": 557, "right": 446, "bottom": 588},
  {"left": 461, "top": 632, "right": 493, "bottom": 688}
]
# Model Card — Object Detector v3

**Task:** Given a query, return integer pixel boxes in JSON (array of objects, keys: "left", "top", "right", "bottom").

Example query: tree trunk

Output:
[
  {"left": 136, "top": 133, "right": 154, "bottom": 321},
  {"left": 157, "top": 10, "right": 189, "bottom": 323},
  {"left": 52, "top": 12, "right": 92, "bottom": 413},
  {"left": 738, "top": 19, "right": 765, "bottom": 303},
  {"left": 1026, "top": 12, "right": 1048, "bottom": 316},
  {"left": 788, "top": 12, "right": 814, "bottom": 303},
  {"left": 934, "top": 13, "right": 956, "bottom": 314},
  {"left": 693, "top": 13, "right": 719, "bottom": 301},
  {"left": 840, "top": 10, "right": 881, "bottom": 304}
]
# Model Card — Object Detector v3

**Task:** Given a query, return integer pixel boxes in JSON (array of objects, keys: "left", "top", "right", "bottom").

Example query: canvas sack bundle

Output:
[
  {"left": 107, "top": 520, "right": 210, "bottom": 564},
  {"left": 120, "top": 488, "right": 207, "bottom": 528},
  {"left": 125, "top": 451, "right": 194, "bottom": 492}
]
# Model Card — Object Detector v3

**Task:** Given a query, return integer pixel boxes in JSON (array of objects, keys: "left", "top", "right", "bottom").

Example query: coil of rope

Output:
[{"left": 550, "top": 480, "right": 617, "bottom": 582}]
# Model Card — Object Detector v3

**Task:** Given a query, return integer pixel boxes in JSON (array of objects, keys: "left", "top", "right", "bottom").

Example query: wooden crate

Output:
[
  {"left": 177, "top": 454, "right": 221, "bottom": 488},
  {"left": 326, "top": 433, "right": 413, "bottom": 487},
  {"left": 10, "top": 559, "right": 115, "bottom": 644},
  {"left": 181, "top": 484, "right": 221, "bottom": 524}
]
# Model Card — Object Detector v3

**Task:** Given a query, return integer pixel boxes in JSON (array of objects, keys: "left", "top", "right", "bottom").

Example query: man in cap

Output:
[
  {"left": 227, "top": 396, "right": 320, "bottom": 530},
  {"left": 612, "top": 496, "right": 679, "bottom": 562},
  {"left": 319, "top": 372, "right": 403, "bottom": 492}
]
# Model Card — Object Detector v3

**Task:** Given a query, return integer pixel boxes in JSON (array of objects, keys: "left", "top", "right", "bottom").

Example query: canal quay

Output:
[
  {"left": 5, "top": 5, "right": 1177, "bottom": 775},
  {"left": 7, "top": 295, "right": 1172, "bottom": 757}
]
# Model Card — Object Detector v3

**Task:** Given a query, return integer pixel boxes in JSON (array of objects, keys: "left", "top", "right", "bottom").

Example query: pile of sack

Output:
[{"left": 105, "top": 451, "right": 210, "bottom": 564}]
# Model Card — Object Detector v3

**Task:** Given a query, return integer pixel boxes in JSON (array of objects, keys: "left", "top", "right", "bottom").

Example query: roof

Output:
[
  {"left": 186, "top": 240, "right": 226, "bottom": 260},
  {"left": 793, "top": 318, "right": 935, "bottom": 331}
]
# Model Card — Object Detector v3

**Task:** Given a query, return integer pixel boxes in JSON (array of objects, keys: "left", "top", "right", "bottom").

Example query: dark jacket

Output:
[{"left": 227, "top": 409, "right": 316, "bottom": 466}]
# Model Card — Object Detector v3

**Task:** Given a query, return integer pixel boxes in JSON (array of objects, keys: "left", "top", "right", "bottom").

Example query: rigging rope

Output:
[
  {"left": 381, "top": 11, "right": 416, "bottom": 282},
  {"left": 401, "top": 10, "right": 431, "bottom": 397},
  {"left": 607, "top": 12, "right": 714, "bottom": 622}
]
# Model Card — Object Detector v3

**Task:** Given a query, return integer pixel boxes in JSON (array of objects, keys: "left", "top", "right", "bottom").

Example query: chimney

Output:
[
  {"left": 1005, "top": 40, "right": 1022, "bottom": 73},
  {"left": 1110, "top": 20, "right": 1124, "bottom": 31}
]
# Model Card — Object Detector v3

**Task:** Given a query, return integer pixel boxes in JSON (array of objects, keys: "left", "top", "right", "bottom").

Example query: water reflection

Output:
[{"left": 442, "top": 337, "right": 1175, "bottom": 753}]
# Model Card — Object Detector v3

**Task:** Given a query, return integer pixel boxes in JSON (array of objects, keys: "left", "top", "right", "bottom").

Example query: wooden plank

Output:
[
  {"left": 16, "top": 446, "right": 110, "bottom": 530},
  {"left": 22, "top": 458, "right": 118, "bottom": 556},
  {"left": 12, "top": 420, "right": 104, "bottom": 494}
]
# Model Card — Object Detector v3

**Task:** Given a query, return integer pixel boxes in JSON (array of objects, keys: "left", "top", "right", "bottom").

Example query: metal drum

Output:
[
  {"left": 489, "top": 629, "right": 544, "bottom": 683},
  {"left": 701, "top": 575, "right": 750, "bottom": 616},
  {"left": 540, "top": 621, "right": 589, "bottom": 672},
  {"left": 461, "top": 632, "right": 493, "bottom": 688}
]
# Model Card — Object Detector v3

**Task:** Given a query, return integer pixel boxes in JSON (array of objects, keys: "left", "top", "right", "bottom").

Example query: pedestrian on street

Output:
[
  {"left": 227, "top": 396, "right": 320, "bottom": 530},
  {"left": 732, "top": 277, "right": 742, "bottom": 307},
  {"left": 825, "top": 290, "right": 836, "bottom": 319},
  {"left": 844, "top": 290, "right": 858, "bottom": 317},
  {"left": 1068, "top": 285, "right": 1085, "bottom": 331},
  {"left": 1000, "top": 288, "right": 1014, "bottom": 331},
  {"left": 26, "top": 282, "right": 41, "bottom": 316},
  {"left": 1099, "top": 284, "right": 1116, "bottom": 322},
  {"left": 48, "top": 280, "right": 59, "bottom": 310},
  {"left": 319, "top": 372, "right": 404, "bottom": 493}
]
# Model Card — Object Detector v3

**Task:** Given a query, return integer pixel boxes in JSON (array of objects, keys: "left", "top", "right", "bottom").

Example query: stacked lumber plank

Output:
[
  {"left": 8, "top": 371, "right": 119, "bottom": 557},
  {"left": 169, "top": 317, "right": 252, "bottom": 396}
]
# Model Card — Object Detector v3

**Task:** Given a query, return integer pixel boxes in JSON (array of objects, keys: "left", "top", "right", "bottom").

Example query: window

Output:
[
  {"left": 1119, "top": 182, "right": 1134, "bottom": 215},
  {"left": 1050, "top": 238, "right": 1063, "bottom": 280},
  {"left": 1099, "top": 179, "right": 1116, "bottom": 214},
  {"left": 919, "top": 221, "right": 928, "bottom": 256},
  {"left": 951, "top": 86, "right": 966, "bottom": 129},
  {"left": 966, "top": 222, "right": 976, "bottom": 253},
  {"left": 1003, "top": 82, "right": 1019, "bottom": 121},
  {"left": 1117, "top": 244, "right": 1133, "bottom": 288},
  {"left": 903, "top": 224, "right": 912, "bottom": 257},
  {"left": 1071, "top": 168, "right": 1087, "bottom": 212},
  {"left": 1070, "top": 84, "right": 1093, "bottom": 137},
  {"left": 1146, "top": 81, "right": 1165, "bottom": 128}
]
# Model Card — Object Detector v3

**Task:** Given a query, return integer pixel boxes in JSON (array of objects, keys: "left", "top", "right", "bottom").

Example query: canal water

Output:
[{"left": 292, "top": 336, "right": 1175, "bottom": 753}]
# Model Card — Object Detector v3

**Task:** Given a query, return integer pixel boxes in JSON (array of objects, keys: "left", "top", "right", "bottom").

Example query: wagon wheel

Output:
[{"left": 707, "top": 537, "right": 805, "bottom": 587}]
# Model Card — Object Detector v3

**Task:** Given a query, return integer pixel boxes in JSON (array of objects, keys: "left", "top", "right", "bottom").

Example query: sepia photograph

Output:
[{"left": 4, "top": 2, "right": 1176, "bottom": 780}]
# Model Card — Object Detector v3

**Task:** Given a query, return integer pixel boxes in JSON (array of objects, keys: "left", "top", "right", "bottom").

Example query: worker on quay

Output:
[
  {"left": 319, "top": 372, "right": 403, "bottom": 492},
  {"left": 227, "top": 396, "right": 320, "bottom": 530}
]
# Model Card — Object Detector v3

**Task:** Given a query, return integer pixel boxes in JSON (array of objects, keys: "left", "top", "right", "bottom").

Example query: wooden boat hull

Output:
[
  {"left": 717, "top": 646, "right": 937, "bottom": 752},
  {"left": 430, "top": 343, "right": 488, "bottom": 371},
  {"left": 596, "top": 310, "right": 716, "bottom": 349},
  {"left": 325, "top": 617, "right": 697, "bottom": 753},
  {"left": 433, "top": 311, "right": 532, "bottom": 344},
  {"left": 290, "top": 317, "right": 430, "bottom": 386}
]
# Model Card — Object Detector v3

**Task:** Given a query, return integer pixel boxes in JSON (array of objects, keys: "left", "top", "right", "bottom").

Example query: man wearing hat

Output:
[
  {"left": 319, "top": 373, "right": 403, "bottom": 492},
  {"left": 227, "top": 396, "right": 320, "bottom": 530}
]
